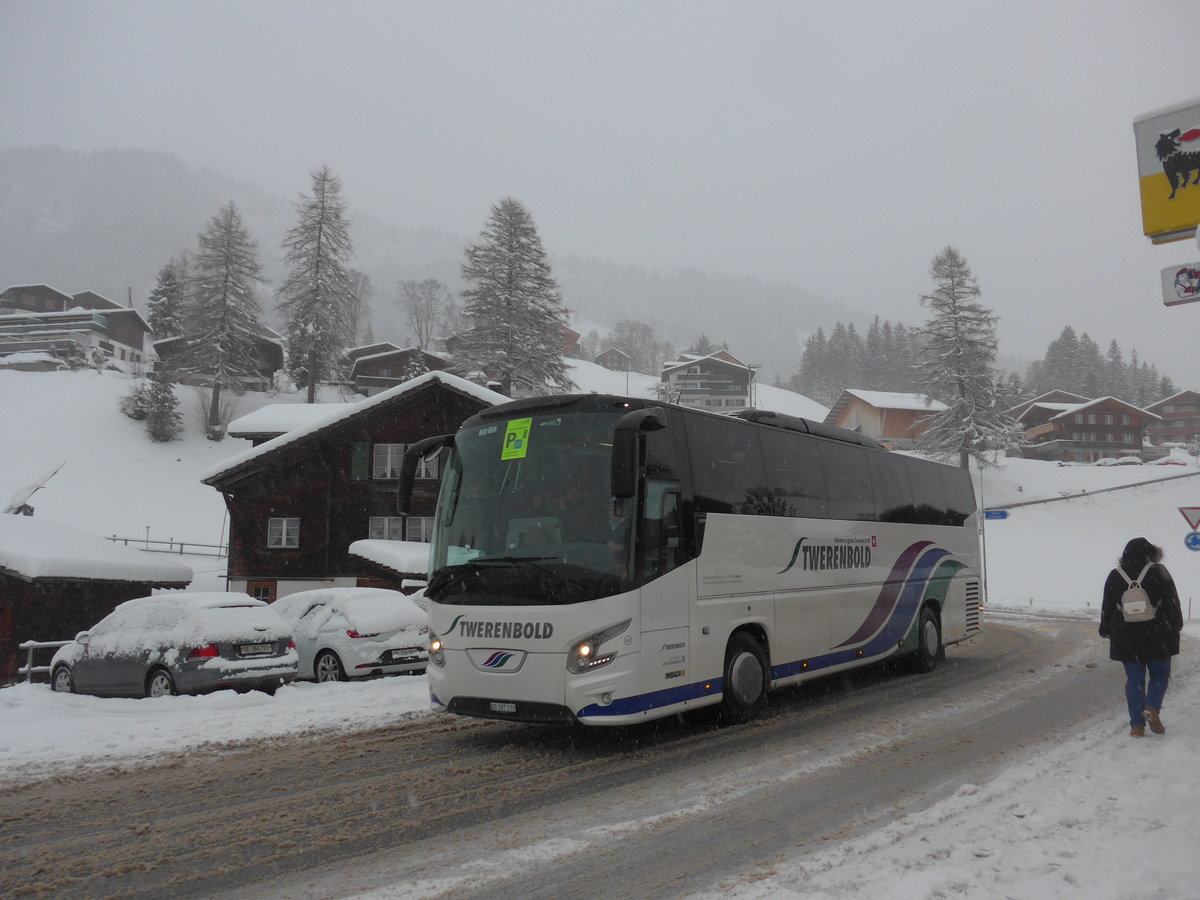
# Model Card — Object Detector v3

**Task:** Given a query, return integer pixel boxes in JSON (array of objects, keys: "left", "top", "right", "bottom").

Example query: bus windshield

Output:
[{"left": 426, "top": 410, "right": 634, "bottom": 605}]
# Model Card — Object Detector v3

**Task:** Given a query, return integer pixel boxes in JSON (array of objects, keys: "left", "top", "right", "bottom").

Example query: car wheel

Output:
[
  {"left": 145, "top": 668, "right": 177, "bottom": 698},
  {"left": 314, "top": 650, "right": 348, "bottom": 683},
  {"left": 719, "top": 632, "right": 768, "bottom": 724},
  {"left": 51, "top": 665, "right": 74, "bottom": 694},
  {"left": 909, "top": 605, "right": 941, "bottom": 674}
]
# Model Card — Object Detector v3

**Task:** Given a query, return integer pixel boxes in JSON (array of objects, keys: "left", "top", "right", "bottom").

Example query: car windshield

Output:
[{"left": 427, "top": 410, "right": 633, "bottom": 605}]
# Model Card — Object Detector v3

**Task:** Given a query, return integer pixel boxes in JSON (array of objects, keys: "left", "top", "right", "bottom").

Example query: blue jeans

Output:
[{"left": 1122, "top": 659, "right": 1172, "bottom": 728}]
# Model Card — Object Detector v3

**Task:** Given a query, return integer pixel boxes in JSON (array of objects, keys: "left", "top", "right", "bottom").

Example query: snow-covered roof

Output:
[
  {"left": 0, "top": 516, "right": 193, "bottom": 584},
  {"left": 1047, "top": 396, "right": 1162, "bottom": 422},
  {"left": 842, "top": 389, "right": 946, "bottom": 412},
  {"left": 202, "top": 371, "right": 509, "bottom": 483},
  {"left": 227, "top": 402, "right": 356, "bottom": 437},
  {"left": 347, "top": 539, "right": 431, "bottom": 575}
]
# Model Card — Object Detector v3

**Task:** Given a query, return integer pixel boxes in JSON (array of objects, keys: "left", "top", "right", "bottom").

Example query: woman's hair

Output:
[{"left": 1120, "top": 537, "right": 1163, "bottom": 571}]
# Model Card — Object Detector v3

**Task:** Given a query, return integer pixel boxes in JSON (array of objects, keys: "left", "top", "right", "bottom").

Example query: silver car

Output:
[{"left": 50, "top": 592, "right": 297, "bottom": 698}]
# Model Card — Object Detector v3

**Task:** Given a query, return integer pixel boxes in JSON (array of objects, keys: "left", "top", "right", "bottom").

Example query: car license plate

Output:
[
  {"left": 489, "top": 701, "right": 517, "bottom": 714},
  {"left": 240, "top": 643, "right": 273, "bottom": 657}
]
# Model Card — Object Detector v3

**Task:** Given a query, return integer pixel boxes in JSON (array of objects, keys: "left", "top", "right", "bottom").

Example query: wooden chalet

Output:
[
  {"left": 594, "top": 347, "right": 630, "bottom": 372},
  {"left": 350, "top": 347, "right": 449, "bottom": 396},
  {"left": 823, "top": 389, "right": 946, "bottom": 450},
  {"left": 0, "top": 516, "right": 192, "bottom": 684},
  {"left": 153, "top": 329, "right": 284, "bottom": 392},
  {"left": 660, "top": 350, "right": 756, "bottom": 413},
  {"left": 1011, "top": 395, "right": 1160, "bottom": 463},
  {"left": 201, "top": 372, "right": 508, "bottom": 602},
  {"left": 1145, "top": 391, "right": 1200, "bottom": 445}
]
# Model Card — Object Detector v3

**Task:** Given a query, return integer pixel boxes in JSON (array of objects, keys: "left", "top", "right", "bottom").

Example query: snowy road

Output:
[{"left": 0, "top": 618, "right": 1116, "bottom": 899}]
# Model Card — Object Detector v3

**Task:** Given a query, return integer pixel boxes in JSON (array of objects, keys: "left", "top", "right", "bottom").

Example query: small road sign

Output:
[
  {"left": 1186, "top": 532, "right": 1200, "bottom": 552},
  {"left": 1180, "top": 507, "right": 1200, "bottom": 530},
  {"left": 983, "top": 510, "right": 1008, "bottom": 520}
]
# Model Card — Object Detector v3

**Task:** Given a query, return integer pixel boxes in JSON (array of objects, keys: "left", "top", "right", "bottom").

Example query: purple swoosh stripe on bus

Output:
[{"left": 834, "top": 540, "right": 933, "bottom": 647}]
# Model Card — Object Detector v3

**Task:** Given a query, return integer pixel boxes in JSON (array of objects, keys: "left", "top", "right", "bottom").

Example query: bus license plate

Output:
[{"left": 489, "top": 701, "right": 517, "bottom": 714}]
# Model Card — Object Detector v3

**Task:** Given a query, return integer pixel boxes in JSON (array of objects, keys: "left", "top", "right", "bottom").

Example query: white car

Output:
[{"left": 271, "top": 588, "right": 429, "bottom": 682}]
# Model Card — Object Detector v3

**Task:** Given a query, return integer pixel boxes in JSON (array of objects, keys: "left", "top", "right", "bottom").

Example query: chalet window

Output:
[
  {"left": 248, "top": 581, "right": 276, "bottom": 603},
  {"left": 1074, "top": 414, "right": 1084, "bottom": 424},
  {"left": 373, "top": 443, "right": 404, "bottom": 479},
  {"left": 267, "top": 517, "right": 300, "bottom": 549},
  {"left": 1104, "top": 433, "right": 1115, "bottom": 442},
  {"left": 1104, "top": 414, "right": 1114, "bottom": 425},
  {"left": 1121, "top": 415, "right": 1131, "bottom": 425},
  {"left": 407, "top": 517, "right": 434, "bottom": 542},
  {"left": 1123, "top": 434, "right": 1134, "bottom": 444},
  {"left": 372, "top": 443, "right": 438, "bottom": 479},
  {"left": 1087, "top": 414, "right": 1097, "bottom": 425},
  {"left": 368, "top": 516, "right": 406, "bottom": 540}
]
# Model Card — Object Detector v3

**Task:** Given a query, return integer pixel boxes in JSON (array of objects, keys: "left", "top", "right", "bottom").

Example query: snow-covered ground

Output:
[{"left": 3, "top": 365, "right": 1200, "bottom": 898}]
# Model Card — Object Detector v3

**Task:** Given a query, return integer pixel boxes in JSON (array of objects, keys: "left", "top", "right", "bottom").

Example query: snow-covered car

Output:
[
  {"left": 50, "top": 592, "right": 297, "bottom": 698},
  {"left": 1112, "top": 456, "right": 1143, "bottom": 465},
  {"left": 270, "top": 587, "right": 429, "bottom": 682}
]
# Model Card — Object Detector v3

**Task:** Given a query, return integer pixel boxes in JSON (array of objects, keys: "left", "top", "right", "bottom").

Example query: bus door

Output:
[{"left": 637, "top": 479, "right": 692, "bottom": 694}]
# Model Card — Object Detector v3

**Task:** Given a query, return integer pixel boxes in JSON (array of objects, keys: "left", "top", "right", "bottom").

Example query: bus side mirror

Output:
[
  {"left": 610, "top": 408, "right": 667, "bottom": 499},
  {"left": 397, "top": 434, "right": 455, "bottom": 515}
]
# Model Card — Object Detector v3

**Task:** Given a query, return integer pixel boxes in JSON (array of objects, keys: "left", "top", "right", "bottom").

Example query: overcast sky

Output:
[{"left": 6, "top": 1, "right": 1200, "bottom": 383}]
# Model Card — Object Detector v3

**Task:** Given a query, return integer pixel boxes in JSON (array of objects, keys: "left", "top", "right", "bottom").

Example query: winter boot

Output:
[
  {"left": 1144, "top": 707, "right": 1165, "bottom": 735},
  {"left": 1130, "top": 725, "right": 1145, "bottom": 737}
]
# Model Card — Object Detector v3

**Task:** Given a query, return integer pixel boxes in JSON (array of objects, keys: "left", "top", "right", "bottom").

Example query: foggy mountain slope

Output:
[{"left": 2, "top": 146, "right": 864, "bottom": 378}]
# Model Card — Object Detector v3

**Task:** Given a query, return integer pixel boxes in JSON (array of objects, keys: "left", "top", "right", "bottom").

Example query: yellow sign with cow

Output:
[{"left": 1135, "top": 97, "right": 1200, "bottom": 244}]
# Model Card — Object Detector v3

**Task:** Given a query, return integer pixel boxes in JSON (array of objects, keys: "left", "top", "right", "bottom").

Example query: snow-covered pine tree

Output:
[
  {"left": 146, "top": 255, "right": 189, "bottom": 338},
  {"left": 183, "top": 201, "right": 267, "bottom": 438},
  {"left": 144, "top": 367, "right": 183, "bottom": 442},
  {"left": 277, "top": 166, "right": 355, "bottom": 403},
  {"left": 916, "top": 246, "right": 1020, "bottom": 468},
  {"left": 402, "top": 350, "right": 429, "bottom": 382},
  {"left": 456, "top": 197, "right": 573, "bottom": 395}
]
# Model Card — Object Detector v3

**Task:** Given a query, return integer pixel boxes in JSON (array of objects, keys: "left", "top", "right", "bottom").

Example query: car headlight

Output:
[
  {"left": 566, "top": 619, "right": 631, "bottom": 674},
  {"left": 429, "top": 632, "right": 446, "bottom": 667}
]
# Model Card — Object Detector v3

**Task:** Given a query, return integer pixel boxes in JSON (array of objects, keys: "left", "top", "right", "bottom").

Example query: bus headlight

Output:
[
  {"left": 429, "top": 633, "right": 446, "bottom": 667},
  {"left": 566, "top": 619, "right": 631, "bottom": 674}
]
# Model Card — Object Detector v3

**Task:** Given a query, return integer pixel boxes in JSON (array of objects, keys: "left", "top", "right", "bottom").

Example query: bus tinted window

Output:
[
  {"left": 757, "top": 428, "right": 827, "bottom": 518},
  {"left": 942, "top": 466, "right": 976, "bottom": 525},
  {"left": 869, "top": 451, "right": 915, "bottom": 523},
  {"left": 817, "top": 442, "right": 875, "bottom": 521},
  {"left": 906, "top": 459, "right": 949, "bottom": 525},
  {"left": 684, "top": 414, "right": 768, "bottom": 515}
]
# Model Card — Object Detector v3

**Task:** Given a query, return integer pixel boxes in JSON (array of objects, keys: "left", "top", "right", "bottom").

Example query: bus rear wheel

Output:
[
  {"left": 909, "top": 605, "right": 941, "bottom": 674},
  {"left": 720, "top": 633, "right": 768, "bottom": 724}
]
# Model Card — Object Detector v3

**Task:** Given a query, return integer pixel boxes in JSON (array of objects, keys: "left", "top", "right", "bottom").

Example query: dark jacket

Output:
[{"left": 1099, "top": 562, "right": 1184, "bottom": 662}]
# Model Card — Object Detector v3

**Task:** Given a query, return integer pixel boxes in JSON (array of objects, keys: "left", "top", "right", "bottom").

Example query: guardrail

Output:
[
  {"left": 17, "top": 639, "right": 73, "bottom": 683},
  {"left": 106, "top": 535, "right": 227, "bottom": 558},
  {"left": 987, "top": 468, "right": 1200, "bottom": 511}
]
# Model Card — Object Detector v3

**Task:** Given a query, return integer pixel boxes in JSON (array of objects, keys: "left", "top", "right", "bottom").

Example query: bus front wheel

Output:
[
  {"left": 909, "top": 605, "right": 941, "bottom": 674},
  {"left": 719, "top": 633, "right": 768, "bottom": 724}
]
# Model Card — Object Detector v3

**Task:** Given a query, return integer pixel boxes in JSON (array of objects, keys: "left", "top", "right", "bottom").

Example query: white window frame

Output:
[
  {"left": 373, "top": 443, "right": 404, "bottom": 479},
  {"left": 368, "top": 516, "right": 406, "bottom": 541},
  {"left": 267, "top": 517, "right": 300, "bottom": 549},
  {"left": 407, "top": 516, "right": 435, "bottom": 542}
]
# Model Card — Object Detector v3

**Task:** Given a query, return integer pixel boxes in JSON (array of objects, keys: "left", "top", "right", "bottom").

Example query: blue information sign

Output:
[
  {"left": 1186, "top": 532, "right": 1200, "bottom": 552},
  {"left": 983, "top": 510, "right": 1009, "bottom": 520}
]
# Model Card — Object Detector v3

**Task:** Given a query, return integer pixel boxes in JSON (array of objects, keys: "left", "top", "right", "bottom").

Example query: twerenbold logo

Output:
[
  {"left": 481, "top": 651, "right": 515, "bottom": 669},
  {"left": 444, "top": 614, "right": 554, "bottom": 640}
]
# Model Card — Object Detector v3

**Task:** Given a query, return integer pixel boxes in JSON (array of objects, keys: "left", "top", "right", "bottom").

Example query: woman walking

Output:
[{"left": 1099, "top": 537, "right": 1184, "bottom": 737}]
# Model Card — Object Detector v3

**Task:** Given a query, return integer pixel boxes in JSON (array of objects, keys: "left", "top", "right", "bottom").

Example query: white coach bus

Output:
[{"left": 399, "top": 394, "right": 982, "bottom": 726}]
